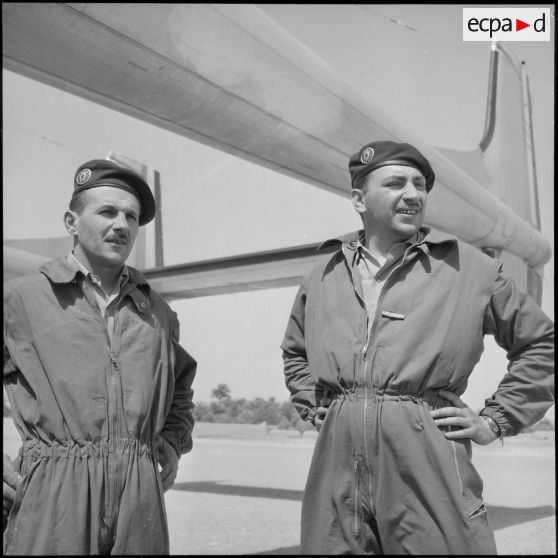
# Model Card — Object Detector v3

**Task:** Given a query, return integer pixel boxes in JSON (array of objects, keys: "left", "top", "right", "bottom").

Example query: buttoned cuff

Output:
[{"left": 479, "top": 408, "right": 509, "bottom": 438}]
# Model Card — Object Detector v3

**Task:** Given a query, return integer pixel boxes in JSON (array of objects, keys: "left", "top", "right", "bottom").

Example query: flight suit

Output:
[
  {"left": 281, "top": 228, "right": 554, "bottom": 554},
  {"left": 3, "top": 257, "right": 197, "bottom": 555}
]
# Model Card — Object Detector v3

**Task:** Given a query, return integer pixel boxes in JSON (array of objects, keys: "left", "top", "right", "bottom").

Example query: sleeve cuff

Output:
[
  {"left": 159, "top": 431, "right": 186, "bottom": 458},
  {"left": 479, "top": 408, "right": 509, "bottom": 438}
]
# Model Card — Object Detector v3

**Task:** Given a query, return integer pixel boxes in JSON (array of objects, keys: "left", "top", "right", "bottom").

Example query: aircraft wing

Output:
[
  {"left": 142, "top": 243, "right": 339, "bottom": 301},
  {"left": 2, "top": 4, "right": 550, "bottom": 303},
  {"left": 3, "top": 236, "right": 338, "bottom": 300}
]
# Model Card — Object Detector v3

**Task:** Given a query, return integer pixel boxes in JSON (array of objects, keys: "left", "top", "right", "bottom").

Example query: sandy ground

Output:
[{"left": 3, "top": 420, "right": 555, "bottom": 555}]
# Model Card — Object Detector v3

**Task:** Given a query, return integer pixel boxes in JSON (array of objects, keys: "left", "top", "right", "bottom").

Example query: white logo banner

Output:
[{"left": 463, "top": 8, "right": 551, "bottom": 42}]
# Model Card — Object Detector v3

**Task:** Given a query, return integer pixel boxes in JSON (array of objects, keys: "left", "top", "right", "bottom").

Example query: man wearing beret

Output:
[
  {"left": 3, "top": 159, "right": 197, "bottom": 554},
  {"left": 281, "top": 140, "right": 554, "bottom": 554}
]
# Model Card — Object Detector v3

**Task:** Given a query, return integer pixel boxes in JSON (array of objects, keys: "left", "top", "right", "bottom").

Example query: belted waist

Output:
[
  {"left": 329, "top": 386, "right": 454, "bottom": 409},
  {"left": 20, "top": 437, "right": 155, "bottom": 461}
]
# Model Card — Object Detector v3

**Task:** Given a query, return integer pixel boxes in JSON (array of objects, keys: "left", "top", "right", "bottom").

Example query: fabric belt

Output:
[
  {"left": 19, "top": 438, "right": 154, "bottom": 460},
  {"left": 330, "top": 386, "right": 454, "bottom": 409}
]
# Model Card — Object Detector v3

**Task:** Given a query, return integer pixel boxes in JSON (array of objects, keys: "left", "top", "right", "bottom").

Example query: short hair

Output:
[
  {"left": 352, "top": 175, "right": 369, "bottom": 193},
  {"left": 68, "top": 190, "right": 89, "bottom": 214}
]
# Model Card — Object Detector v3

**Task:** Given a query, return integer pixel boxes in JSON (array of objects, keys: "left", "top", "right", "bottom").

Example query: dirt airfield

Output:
[{"left": 3, "top": 420, "right": 555, "bottom": 555}]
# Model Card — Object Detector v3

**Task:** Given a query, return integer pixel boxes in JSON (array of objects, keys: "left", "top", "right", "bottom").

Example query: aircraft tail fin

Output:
[{"left": 435, "top": 43, "right": 545, "bottom": 304}]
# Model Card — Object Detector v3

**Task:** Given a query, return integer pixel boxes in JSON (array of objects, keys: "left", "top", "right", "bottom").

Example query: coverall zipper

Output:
[
  {"left": 95, "top": 283, "right": 126, "bottom": 534},
  {"left": 106, "top": 298, "right": 127, "bottom": 538},
  {"left": 83, "top": 282, "right": 120, "bottom": 531},
  {"left": 108, "top": 351, "right": 120, "bottom": 528},
  {"left": 361, "top": 324, "right": 371, "bottom": 515},
  {"left": 359, "top": 247, "right": 418, "bottom": 518}
]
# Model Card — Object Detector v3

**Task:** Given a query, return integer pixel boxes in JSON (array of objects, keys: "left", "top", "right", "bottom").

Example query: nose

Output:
[
  {"left": 402, "top": 180, "right": 421, "bottom": 202},
  {"left": 112, "top": 211, "right": 129, "bottom": 231}
]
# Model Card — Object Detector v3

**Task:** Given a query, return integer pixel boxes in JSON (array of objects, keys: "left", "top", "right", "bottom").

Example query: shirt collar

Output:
[
  {"left": 39, "top": 256, "right": 151, "bottom": 293},
  {"left": 66, "top": 251, "right": 129, "bottom": 285},
  {"left": 318, "top": 226, "right": 456, "bottom": 253},
  {"left": 356, "top": 230, "right": 420, "bottom": 255},
  {"left": 351, "top": 230, "right": 421, "bottom": 268}
]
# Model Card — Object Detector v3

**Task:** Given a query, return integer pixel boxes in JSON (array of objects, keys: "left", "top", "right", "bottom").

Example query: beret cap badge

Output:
[
  {"left": 349, "top": 141, "right": 435, "bottom": 192},
  {"left": 76, "top": 169, "right": 92, "bottom": 185},
  {"left": 73, "top": 159, "right": 156, "bottom": 225},
  {"left": 360, "top": 147, "right": 375, "bottom": 164}
]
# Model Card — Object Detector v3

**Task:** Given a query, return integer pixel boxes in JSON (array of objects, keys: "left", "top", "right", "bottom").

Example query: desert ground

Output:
[{"left": 3, "top": 419, "right": 555, "bottom": 555}]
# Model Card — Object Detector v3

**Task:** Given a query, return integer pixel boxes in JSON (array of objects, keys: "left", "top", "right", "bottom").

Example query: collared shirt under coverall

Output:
[
  {"left": 3, "top": 256, "right": 197, "bottom": 555},
  {"left": 281, "top": 228, "right": 554, "bottom": 555}
]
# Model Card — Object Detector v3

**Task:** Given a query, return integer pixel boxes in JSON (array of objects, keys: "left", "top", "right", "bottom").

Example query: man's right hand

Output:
[
  {"left": 314, "top": 394, "right": 332, "bottom": 432},
  {"left": 3, "top": 453, "right": 22, "bottom": 528}
]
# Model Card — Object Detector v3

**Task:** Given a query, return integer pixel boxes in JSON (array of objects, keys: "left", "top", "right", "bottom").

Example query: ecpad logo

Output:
[
  {"left": 469, "top": 15, "right": 545, "bottom": 36},
  {"left": 463, "top": 8, "right": 551, "bottom": 41}
]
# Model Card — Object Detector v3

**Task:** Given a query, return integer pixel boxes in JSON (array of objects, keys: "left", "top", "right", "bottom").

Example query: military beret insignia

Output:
[
  {"left": 349, "top": 141, "right": 435, "bottom": 192},
  {"left": 72, "top": 159, "right": 156, "bottom": 225},
  {"left": 360, "top": 147, "right": 375, "bottom": 164},
  {"left": 76, "top": 169, "right": 92, "bottom": 185}
]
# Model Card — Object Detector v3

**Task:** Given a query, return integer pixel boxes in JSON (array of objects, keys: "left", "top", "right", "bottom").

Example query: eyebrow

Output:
[
  {"left": 96, "top": 203, "right": 139, "bottom": 216},
  {"left": 382, "top": 173, "right": 425, "bottom": 183}
]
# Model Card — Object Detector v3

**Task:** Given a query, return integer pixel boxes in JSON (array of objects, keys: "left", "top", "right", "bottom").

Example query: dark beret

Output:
[
  {"left": 349, "top": 140, "right": 435, "bottom": 192},
  {"left": 72, "top": 159, "right": 156, "bottom": 225}
]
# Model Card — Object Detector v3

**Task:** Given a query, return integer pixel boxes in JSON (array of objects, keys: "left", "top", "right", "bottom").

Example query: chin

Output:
[
  {"left": 393, "top": 224, "right": 419, "bottom": 238},
  {"left": 101, "top": 253, "right": 129, "bottom": 267}
]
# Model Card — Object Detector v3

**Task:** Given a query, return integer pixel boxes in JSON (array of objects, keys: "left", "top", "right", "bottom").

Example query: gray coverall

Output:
[
  {"left": 3, "top": 257, "right": 197, "bottom": 555},
  {"left": 281, "top": 228, "right": 554, "bottom": 554}
]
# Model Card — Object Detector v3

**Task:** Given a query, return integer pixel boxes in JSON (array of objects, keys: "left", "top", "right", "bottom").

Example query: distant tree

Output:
[
  {"left": 211, "top": 383, "right": 232, "bottom": 402},
  {"left": 193, "top": 401, "right": 215, "bottom": 423},
  {"left": 208, "top": 383, "right": 232, "bottom": 417},
  {"left": 249, "top": 397, "right": 280, "bottom": 424},
  {"left": 279, "top": 400, "right": 314, "bottom": 435},
  {"left": 236, "top": 407, "right": 256, "bottom": 423},
  {"left": 226, "top": 398, "right": 247, "bottom": 422},
  {"left": 194, "top": 384, "right": 317, "bottom": 432}
]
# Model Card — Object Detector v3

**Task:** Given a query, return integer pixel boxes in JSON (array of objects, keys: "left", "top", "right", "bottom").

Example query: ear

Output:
[
  {"left": 64, "top": 210, "right": 79, "bottom": 238},
  {"left": 351, "top": 189, "right": 366, "bottom": 215}
]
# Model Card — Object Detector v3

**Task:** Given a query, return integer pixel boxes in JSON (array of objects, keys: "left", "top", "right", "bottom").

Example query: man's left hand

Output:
[
  {"left": 155, "top": 436, "right": 179, "bottom": 492},
  {"left": 430, "top": 390, "right": 499, "bottom": 445}
]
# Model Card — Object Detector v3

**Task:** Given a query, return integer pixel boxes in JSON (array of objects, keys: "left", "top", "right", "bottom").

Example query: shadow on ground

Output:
[
  {"left": 172, "top": 481, "right": 555, "bottom": 533},
  {"left": 172, "top": 481, "right": 303, "bottom": 501},
  {"left": 251, "top": 546, "right": 299, "bottom": 555},
  {"left": 225, "top": 504, "right": 557, "bottom": 556},
  {"left": 487, "top": 504, "right": 555, "bottom": 530}
]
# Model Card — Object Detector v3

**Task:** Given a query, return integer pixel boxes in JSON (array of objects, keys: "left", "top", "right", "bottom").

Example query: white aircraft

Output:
[{"left": 2, "top": 4, "right": 550, "bottom": 305}]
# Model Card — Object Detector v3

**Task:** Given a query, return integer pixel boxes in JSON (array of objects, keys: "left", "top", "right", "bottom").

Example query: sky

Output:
[{"left": 2, "top": 5, "right": 554, "bottom": 417}]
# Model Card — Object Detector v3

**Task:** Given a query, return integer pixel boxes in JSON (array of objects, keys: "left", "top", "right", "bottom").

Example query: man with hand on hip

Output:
[
  {"left": 281, "top": 140, "right": 554, "bottom": 555},
  {"left": 3, "top": 159, "right": 197, "bottom": 555}
]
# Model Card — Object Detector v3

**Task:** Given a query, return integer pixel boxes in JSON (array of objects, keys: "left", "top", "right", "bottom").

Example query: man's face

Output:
[
  {"left": 67, "top": 186, "right": 141, "bottom": 270},
  {"left": 352, "top": 165, "right": 428, "bottom": 242}
]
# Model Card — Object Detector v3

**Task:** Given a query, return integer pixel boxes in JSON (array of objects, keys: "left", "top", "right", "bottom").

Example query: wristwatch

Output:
[{"left": 480, "top": 415, "right": 501, "bottom": 436}]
